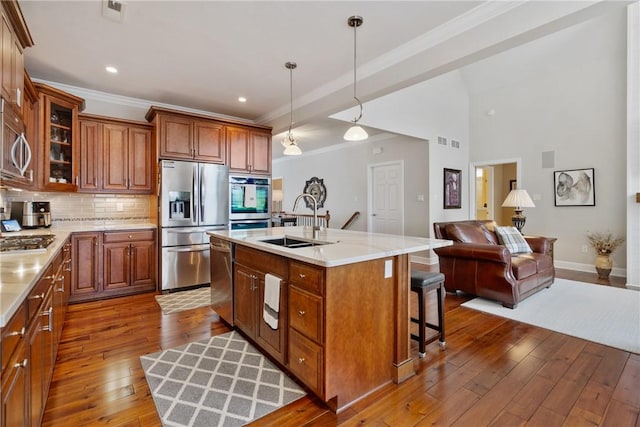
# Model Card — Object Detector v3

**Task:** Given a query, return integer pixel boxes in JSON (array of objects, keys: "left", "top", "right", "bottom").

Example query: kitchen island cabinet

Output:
[
  {"left": 233, "top": 245, "right": 287, "bottom": 364},
  {"left": 210, "top": 227, "right": 451, "bottom": 412}
]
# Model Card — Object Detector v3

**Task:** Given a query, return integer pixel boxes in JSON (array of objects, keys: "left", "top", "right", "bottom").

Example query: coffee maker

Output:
[{"left": 11, "top": 201, "right": 52, "bottom": 228}]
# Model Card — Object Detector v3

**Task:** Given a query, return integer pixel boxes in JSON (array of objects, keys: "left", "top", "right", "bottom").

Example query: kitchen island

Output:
[{"left": 208, "top": 226, "right": 451, "bottom": 412}]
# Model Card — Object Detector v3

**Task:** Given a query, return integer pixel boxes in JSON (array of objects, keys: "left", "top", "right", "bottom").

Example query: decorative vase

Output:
[{"left": 595, "top": 253, "right": 612, "bottom": 279}]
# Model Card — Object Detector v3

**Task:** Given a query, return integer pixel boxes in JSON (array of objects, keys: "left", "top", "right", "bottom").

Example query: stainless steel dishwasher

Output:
[{"left": 210, "top": 236, "right": 234, "bottom": 325}]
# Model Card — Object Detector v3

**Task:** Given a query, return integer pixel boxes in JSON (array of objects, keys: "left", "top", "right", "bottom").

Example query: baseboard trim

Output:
[{"left": 554, "top": 260, "right": 626, "bottom": 278}]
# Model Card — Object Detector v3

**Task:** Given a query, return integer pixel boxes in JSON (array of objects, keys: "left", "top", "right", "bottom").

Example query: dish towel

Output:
[
  {"left": 244, "top": 185, "right": 257, "bottom": 208},
  {"left": 263, "top": 274, "right": 281, "bottom": 330}
]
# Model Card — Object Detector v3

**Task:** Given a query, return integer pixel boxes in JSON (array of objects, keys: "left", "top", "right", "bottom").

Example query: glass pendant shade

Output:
[
  {"left": 282, "top": 138, "right": 302, "bottom": 155},
  {"left": 344, "top": 125, "right": 368, "bottom": 141},
  {"left": 282, "top": 61, "right": 302, "bottom": 155}
]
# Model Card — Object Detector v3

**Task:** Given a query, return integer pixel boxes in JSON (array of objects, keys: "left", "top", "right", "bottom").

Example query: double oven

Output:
[{"left": 229, "top": 175, "right": 271, "bottom": 230}]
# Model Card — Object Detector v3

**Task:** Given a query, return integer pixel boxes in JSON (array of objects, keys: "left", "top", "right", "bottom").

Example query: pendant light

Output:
[
  {"left": 281, "top": 61, "right": 302, "bottom": 156},
  {"left": 344, "top": 15, "right": 368, "bottom": 141}
]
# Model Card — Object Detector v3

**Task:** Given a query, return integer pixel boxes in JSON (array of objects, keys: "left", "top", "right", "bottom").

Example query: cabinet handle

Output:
[
  {"left": 298, "top": 357, "right": 305, "bottom": 364},
  {"left": 94, "top": 237, "right": 99, "bottom": 246},
  {"left": 75, "top": 175, "right": 79, "bottom": 185},
  {"left": 57, "top": 276, "right": 65, "bottom": 292},
  {"left": 7, "top": 327, "right": 25, "bottom": 338},
  {"left": 14, "top": 359, "right": 28, "bottom": 369},
  {"left": 298, "top": 310, "right": 306, "bottom": 317},
  {"left": 41, "top": 306, "right": 53, "bottom": 332},
  {"left": 29, "top": 292, "right": 45, "bottom": 301},
  {"left": 298, "top": 273, "right": 306, "bottom": 279}
]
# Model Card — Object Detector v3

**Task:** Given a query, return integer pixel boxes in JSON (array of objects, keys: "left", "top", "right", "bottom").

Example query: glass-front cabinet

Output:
[{"left": 36, "top": 83, "right": 84, "bottom": 191}]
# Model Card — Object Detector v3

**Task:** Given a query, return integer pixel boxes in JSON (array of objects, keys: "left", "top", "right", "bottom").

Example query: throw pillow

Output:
[{"left": 495, "top": 226, "right": 533, "bottom": 254}]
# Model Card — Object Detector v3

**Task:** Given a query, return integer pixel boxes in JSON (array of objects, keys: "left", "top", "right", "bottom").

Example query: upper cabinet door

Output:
[
  {"left": 158, "top": 114, "right": 193, "bottom": 159},
  {"left": 194, "top": 120, "right": 225, "bottom": 164},
  {"left": 128, "top": 126, "right": 153, "bottom": 192},
  {"left": 79, "top": 120, "right": 102, "bottom": 191},
  {"left": 250, "top": 131, "right": 271, "bottom": 175},
  {"left": 102, "top": 123, "right": 128, "bottom": 191},
  {"left": 227, "top": 126, "right": 251, "bottom": 173}
]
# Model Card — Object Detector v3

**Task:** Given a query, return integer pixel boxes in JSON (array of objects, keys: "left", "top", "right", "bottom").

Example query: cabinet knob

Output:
[
  {"left": 7, "top": 327, "right": 25, "bottom": 338},
  {"left": 128, "top": 235, "right": 133, "bottom": 239},
  {"left": 14, "top": 359, "right": 28, "bottom": 369},
  {"left": 298, "top": 273, "right": 306, "bottom": 279},
  {"left": 298, "top": 310, "right": 306, "bottom": 317},
  {"left": 298, "top": 357, "right": 305, "bottom": 364}
]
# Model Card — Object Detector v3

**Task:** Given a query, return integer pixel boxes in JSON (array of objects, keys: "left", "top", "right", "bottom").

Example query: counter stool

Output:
[{"left": 410, "top": 271, "right": 446, "bottom": 358}]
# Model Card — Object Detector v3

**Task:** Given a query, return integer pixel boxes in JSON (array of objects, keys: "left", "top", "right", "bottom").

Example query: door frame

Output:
[
  {"left": 469, "top": 157, "right": 521, "bottom": 220},
  {"left": 367, "top": 160, "right": 405, "bottom": 234}
]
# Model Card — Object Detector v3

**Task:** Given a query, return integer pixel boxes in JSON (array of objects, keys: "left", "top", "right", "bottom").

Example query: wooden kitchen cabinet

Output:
[
  {"left": 36, "top": 83, "right": 84, "bottom": 192},
  {"left": 78, "top": 115, "right": 154, "bottom": 194},
  {"left": 0, "top": 2, "right": 32, "bottom": 110},
  {"left": 70, "top": 232, "right": 102, "bottom": 303},
  {"left": 102, "top": 230, "right": 156, "bottom": 296},
  {"left": 70, "top": 230, "right": 156, "bottom": 303},
  {"left": 233, "top": 245, "right": 287, "bottom": 364},
  {"left": 226, "top": 126, "right": 271, "bottom": 175},
  {"left": 148, "top": 108, "right": 226, "bottom": 163},
  {"left": 1, "top": 236, "right": 70, "bottom": 427}
]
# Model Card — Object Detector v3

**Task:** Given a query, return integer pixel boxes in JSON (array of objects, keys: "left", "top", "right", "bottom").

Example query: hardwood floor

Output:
[{"left": 42, "top": 270, "right": 639, "bottom": 426}]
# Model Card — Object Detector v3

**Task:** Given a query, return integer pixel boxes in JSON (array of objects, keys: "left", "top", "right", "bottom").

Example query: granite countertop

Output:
[
  {"left": 0, "top": 222, "right": 157, "bottom": 327},
  {"left": 208, "top": 226, "right": 452, "bottom": 267}
]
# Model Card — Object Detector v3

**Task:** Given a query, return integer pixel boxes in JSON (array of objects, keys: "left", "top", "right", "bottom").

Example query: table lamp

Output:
[{"left": 502, "top": 189, "right": 535, "bottom": 233}]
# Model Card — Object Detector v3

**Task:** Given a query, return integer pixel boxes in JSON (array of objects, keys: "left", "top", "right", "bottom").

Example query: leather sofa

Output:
[{"left": 433, "top": 220, "right": 555, "bottom": 308}]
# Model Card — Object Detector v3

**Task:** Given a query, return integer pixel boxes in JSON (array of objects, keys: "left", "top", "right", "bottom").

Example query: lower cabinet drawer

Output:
[
  {"left": 289, "top": 286, "right": 322, "bottom": 343},
  {"left": 103, "top": 230, "right": 154, "bottom": 243},
  {"left": 288, "top": 328, "right": 323, "bottom": 396},
  {"left": 1, "top": 304, "right": 26, "bottom": 372}
]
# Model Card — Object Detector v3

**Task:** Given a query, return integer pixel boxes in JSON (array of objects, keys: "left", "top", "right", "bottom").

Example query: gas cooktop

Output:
[{"left": 0, "top": 234, "right": 56, "bottom": 252}]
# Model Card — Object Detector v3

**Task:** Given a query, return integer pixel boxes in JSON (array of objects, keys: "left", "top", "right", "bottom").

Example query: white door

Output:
[{"left": 369, "top": 162, "right": 404, "bottom": 235}]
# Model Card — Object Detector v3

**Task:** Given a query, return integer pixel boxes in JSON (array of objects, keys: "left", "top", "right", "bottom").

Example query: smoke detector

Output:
[{"left": 102, "top": 0, "right": 126, "bottom": 23}]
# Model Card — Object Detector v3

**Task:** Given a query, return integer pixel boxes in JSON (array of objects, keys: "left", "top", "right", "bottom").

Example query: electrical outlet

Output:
[
  {"left": 116, "top": 203, "right": 124, "bottom": 212},
  {"left": 581, "top": 245, "right": 589, "bottom": 253}
]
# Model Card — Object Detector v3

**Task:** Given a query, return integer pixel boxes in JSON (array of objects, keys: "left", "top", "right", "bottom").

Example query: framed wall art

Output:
[
  {"left": 554, "top": 168, "right": 595, "bottom": 206},
  {"left": 443, "top": 168, "right": 462, "bottom": 209},
  {"left": 302, "top": 176, "right": 327, "bottom": 208},
  {"left": 510, "top": 180, "right": 517, "bottom": 191}
]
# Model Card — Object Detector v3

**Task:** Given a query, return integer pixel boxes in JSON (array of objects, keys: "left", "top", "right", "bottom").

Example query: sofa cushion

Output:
[
  {"left": 445, "top": 223, "right": 494, "bottom": 244},
  {"left": 517, "top": 252, "right": 553, "bottom": 271},
  {"left": 495, "top": 226, "right": 533, "bottom": 254},
  {"left": 511, "top": 256, "right": 537, "bottom": 279}
]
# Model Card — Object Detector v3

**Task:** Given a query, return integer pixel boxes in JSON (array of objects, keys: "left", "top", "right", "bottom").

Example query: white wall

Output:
[
  {"left": 627, "top": 3, "right": 640, "bottom": 288},
  {"left": 332, "top": 70, "right": 471, "bottom": 235},
  {"left": 273, "top": 134, "right": 430, "bottom": 236},
  {"left": 465, "top": 10, "right": 628, "bottom": 272}
]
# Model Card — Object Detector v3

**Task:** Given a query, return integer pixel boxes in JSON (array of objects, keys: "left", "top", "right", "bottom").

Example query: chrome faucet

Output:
[{"left": 293, "top": 193, "right": 319, "bottom": 239}]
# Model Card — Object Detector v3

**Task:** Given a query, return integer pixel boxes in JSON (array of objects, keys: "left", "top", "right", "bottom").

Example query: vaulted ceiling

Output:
[{"left": 19, "top": 1, "right": 631, "bottom": 157}]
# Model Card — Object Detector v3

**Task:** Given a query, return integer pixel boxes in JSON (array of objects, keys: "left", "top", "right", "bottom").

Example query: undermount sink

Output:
[{"left": 260, "top": 236, "right": 333, "bottom": 249}]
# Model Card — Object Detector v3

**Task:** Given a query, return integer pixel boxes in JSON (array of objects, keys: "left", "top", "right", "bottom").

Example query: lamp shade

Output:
[
  {"left": 282, "top": 141, "right": 302, "bottom": 156},
  {"left": 502, "top": 189, "right": 535, "bottom": 208},
  {"left": 343, "top": 125, "right": 368, "bottom": 141},
  {"left": 272, "top": 189, "right": 283, "bottom": 202}
]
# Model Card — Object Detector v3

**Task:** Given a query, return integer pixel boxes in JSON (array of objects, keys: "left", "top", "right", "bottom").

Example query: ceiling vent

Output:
[{"left": 102, "top": 0, "right": 126, "bottom": 23}]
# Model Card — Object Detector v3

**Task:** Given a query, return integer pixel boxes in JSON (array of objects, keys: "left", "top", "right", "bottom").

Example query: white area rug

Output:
[
  {"left": 462, "top": 279, "right": 640, "bottom": 354},
  {"left": 156, "top": 287, "right": 211, "bottom": 315},
  {"left": 141, "top": 331, "right": 306, "bottom": 427}
]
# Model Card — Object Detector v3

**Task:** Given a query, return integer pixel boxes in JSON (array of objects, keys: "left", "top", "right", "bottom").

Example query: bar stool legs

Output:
[{"left": 410, "top": 271, "right": 446, "bottom": 358}]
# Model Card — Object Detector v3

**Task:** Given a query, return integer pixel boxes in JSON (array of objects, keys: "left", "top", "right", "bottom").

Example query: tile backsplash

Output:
[{"left": 1, "top": 188, "right": 155, "bottom": 224}]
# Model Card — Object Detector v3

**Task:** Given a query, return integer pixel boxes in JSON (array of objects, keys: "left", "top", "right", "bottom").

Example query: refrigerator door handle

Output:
[
  {"left": 192, "top": 163, "right": 198, "bottom": 225},
  {"left": 200, "top": 164, "right": 205, "bottom": 221}
]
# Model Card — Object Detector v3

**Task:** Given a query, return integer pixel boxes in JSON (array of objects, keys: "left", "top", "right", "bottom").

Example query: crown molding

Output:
[{"left": 31, "top": 78, "right": 257, "bottom": 125}]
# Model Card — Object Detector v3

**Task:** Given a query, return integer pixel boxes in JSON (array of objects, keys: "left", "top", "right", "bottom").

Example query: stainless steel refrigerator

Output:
[{"left": 160, "top": 160, "right": 228, "bottom": 291}]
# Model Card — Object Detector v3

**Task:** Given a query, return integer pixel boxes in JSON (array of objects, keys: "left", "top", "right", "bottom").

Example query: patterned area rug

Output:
[
  {"left": 141, "top": 331, "right": 306, "bottom": 427},
  {"left": 155, "top": 287, "right": 212, "bottom": 314}
]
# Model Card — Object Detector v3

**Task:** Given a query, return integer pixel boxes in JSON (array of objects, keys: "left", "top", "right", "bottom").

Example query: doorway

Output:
[
  {"left": 470, "top": 159, "right": 519, "bottom": 224},
  {"left": 368, "top": 161, "right": 404, "bottom": 235}
]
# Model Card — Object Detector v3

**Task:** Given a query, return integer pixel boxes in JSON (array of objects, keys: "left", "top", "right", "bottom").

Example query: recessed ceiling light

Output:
[
  {"left": 238, "top": 97, "right": 247, "bottom": 103},
  {"left": 105, "top": 66, "right": 118, "bottom": 74}
]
